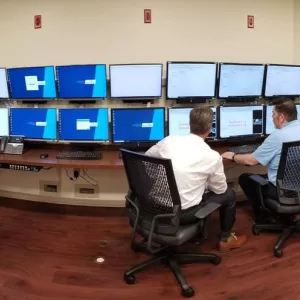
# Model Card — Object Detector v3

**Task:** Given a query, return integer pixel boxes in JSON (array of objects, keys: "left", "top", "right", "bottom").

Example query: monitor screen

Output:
[
  {"left": 7, "top": 66, "right": 57, "bottom": 99},
  {"left": 59, "top": 108, "right": 109, "bottom": 141},
  {"left": 265, "top": 104, "right": 300, "bottom": 134},
  {"left": 219, "top": 105, "right": 264, "bottom": 138},
  {"left": 167, "top": 62, "right": 217, "bottom": 99},
  {"left": 0, "top": 108, "right": 9, "bottom": 136},
  {"left": 218, "top": 63, "right": 265, "bottom": 98},
  {"left": 10, "top": 108, "right": 57, "bottom": 140},
  {"left": 168, "top": 107, "right": 217, "bottom": 138},
  {"left": 109, "top": 64, "right": 162, "bottom": 98},
  {"left": 56, "top": 64, "right": 107, "bottom": 99},
  {"left": 112, "top": 108, "right": 165, "bottom": 143},
  {"left": 0, "top": 69, "right": 9, "bottom": 99},
  {"left": 264, "top": 65, "right": 300, "bottom": 97}
]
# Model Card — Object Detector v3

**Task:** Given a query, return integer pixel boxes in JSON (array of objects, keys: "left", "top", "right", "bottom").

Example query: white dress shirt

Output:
[{"left": 146, "top": 134, "right": 227, "bottom": 210}]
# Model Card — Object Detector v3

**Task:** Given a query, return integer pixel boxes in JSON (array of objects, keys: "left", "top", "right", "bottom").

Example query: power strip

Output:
[{"left": 0, "top": 163, "right": 43, "bottom": 172}]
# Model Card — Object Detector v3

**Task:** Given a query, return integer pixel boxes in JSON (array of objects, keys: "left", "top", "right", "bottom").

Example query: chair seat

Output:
[
  {"left": 136, "top": 221, "right": 203, "bottom": 246},
  {"left": 265, "top": 198, "right": 300, "bottom": 214}
]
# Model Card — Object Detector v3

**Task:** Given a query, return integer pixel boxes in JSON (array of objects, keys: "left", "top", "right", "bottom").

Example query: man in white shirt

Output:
[{"left": 146, "top": 107, "right": 247, "bottom": 252}]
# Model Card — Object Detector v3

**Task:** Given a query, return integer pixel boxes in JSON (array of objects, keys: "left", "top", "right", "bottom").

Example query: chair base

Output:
[
  {"left": 252, "top": 218, "right": 300, "bottom": 258},
  {"left": 124, "top": 251, "right": 221, "bottom": 298}
]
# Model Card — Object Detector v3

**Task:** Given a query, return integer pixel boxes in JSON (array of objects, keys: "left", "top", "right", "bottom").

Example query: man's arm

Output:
[
  {"left": 221, "top": 152, "right": 259, "bottom": 166},
  {"left": 145, "top": 140, "right": 164, "bottom": 157}
]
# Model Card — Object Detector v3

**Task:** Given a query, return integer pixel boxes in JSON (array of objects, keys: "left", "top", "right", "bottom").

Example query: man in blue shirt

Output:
[{"left": 222, "top": 98, "right": 300, "bottom": 222}]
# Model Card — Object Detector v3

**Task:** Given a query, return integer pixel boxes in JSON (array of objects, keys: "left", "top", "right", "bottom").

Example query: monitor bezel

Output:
[
  {"left": 109, "top": 63, "right": 163, "bottom": 99},
  {"left": 263, "top": 64, "right": 300, "bottom": 98},
  {"left": 9, "top": 107, "right": 58, "bottom": 141},
  {"left": 0, "top": 107, "right": 10, "bottom": 136},
  {"left": 111, "top": 107, "right": 166, "bottom": 144},
  {"left": 56, "top": 64, "right": 107, "bottom": 100},
  {"left": 217, "top": 62, "right": 265, "bottom": 100},
  {"left": 166, "top": 61, "right": 218, "bottom": 101},
  {"left": 167, "top": 106, "right": 218, "bottom": 139},
  {"left": 218, "top": 104, "right": 265, "bottom": 140},
  {"left": 7, "top": 65, "right": 57, "bottom": 100},
  {"left": 58, "top": 108, "right": 110, "bottom": 142},
  {"left": 0, "top": 68, "right": 10, "bottom": 100}
]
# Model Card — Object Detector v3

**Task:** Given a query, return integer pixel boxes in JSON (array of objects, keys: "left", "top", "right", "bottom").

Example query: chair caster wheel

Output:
[
  {"left": 182, "top": 287, "right": 195, "bottom": 298},
  {"left": 274, "top": 248, "right": 283, "bottom": 258},
  {"left": 252, "top": 225, "right": 260, "bottom": 236},
  {"left": 124, "top": 274, "right": 136, "bottom": 284},
  {"left": 211, "top": 256, "right": 221, "bottom": 265}
]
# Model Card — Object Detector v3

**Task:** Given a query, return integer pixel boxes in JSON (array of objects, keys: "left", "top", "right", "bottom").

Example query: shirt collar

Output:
[{"left": 282, "top": 120, "right": 299, "bottom": 128}]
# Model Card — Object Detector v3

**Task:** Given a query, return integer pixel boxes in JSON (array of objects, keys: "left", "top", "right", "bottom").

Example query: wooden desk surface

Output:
[{"left": 0, "top": 147, "right": 230, "bottom": 169}]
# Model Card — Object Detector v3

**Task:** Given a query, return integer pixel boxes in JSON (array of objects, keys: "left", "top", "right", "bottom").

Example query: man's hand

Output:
[{"left": 221, "top": 151, "right": 235, "bottom": 160}]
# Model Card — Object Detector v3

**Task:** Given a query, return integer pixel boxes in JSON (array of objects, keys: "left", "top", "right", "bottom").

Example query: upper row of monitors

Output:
[
  {"left": 1, "top": 63, "right": 300, "bottom": 100},
  {"left": 0, "top": 105, "right": 299, "bottom": 142}
]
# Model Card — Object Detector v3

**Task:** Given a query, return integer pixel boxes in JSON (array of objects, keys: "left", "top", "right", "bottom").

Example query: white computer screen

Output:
[
  {"left": 0, "top": 69, "right": 9, "bottom": 99},
  {"left": 0, "top": 108, "right": 9, "bottom": 135},
  {"left": 265, "top": 65, "right": 300, "bottom": 97},
  {"left": 219, "top": 106, "right": 263, "bottom": 138},
  {"left": 168, "top": 107, "right": 217, "bottom": 138},
  {"left": 167, "top": 63, "right": 217, "bottom": 99},
  {"left": 218, "top": 64, "right": 265, "bottom": 98},
  {"left": 109, "top": 64, "right": 162, "bottom": 98},
  {"left": 265, "top": 105, "right": 300, "bottom": 134}
]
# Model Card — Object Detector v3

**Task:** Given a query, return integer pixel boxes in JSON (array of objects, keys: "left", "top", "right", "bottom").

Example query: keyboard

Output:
[
  {"left": 56, "top": 151, "right": 102, "bottom": 160},
  {"left": 228, "top": 144, "right": 260, "bottom": 154}
]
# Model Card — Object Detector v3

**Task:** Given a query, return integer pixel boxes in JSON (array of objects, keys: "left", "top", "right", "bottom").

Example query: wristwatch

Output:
[{"left": 232, "top": 154, "right": 236, "bottom": 162}]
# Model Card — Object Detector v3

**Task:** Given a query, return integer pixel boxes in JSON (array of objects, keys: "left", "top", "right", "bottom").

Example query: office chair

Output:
[
  {"left": 121, "top": 149, "right": 221, "bottom": 298},
  {"left": 250, "top": 141, "right": 300, "bottom": 258}
]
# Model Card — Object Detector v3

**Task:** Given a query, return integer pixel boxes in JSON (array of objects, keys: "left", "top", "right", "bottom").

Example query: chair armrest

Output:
[
  {"left": 249, "top": 174, "right": 269, "bottom": 186},
  {"left": 194, "top": 202, "right": 221, "bottom": 219}
]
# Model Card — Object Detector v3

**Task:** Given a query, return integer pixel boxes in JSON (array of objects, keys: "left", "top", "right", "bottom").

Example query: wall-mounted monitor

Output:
[
  {"left": 265, "top": 104, "right": 300, "bottom": 134},
  {"left": 7, "top": 66, "right": 57, "bottom": 100},
  {"left": 0, "top": 68, "right": 9, "bottom": 99},
  {"left": 56, "top": 64, "right": 107, "bottom": 99},
  {"left": 168, "top": 107, "right": 217, "bottom": 139},
  {"left": 10, "top": 108, "right": 57, "bottom": 140},
  {"left": 59, "top": 108, "right": 109, "bottom": 141},
  {"left": 219, "top": 105, "right": 264, "bottom": 139},
  {"left": 264, "top": 64, "right": 300, "bottom": 97},
  {"left": 0, "top": 108, "right": 9, "bottom": 136},
  {"left": 167, "top": 62, "right": 217, "bottom": 100},
  {"left": 218, "top": 63, "right": 265, "bottom": 99},
  {"left": 111, "top": 107, "right": 165, "bottom": 143},
  {"left": 109, "top": 64, "right": 163, "bottom": 99}
]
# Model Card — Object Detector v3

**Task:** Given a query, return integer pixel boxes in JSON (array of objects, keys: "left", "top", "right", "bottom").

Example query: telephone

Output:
[
  {"left": 0, "top": 136, "right": 24, "bottom": 155},
  {"left": 0, "top": 136, "right": 8, "bottom": 153}
]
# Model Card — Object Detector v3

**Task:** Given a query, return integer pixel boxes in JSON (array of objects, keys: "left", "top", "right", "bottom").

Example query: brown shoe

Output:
[{"left": 218, "top": 233, "right": 247, "bottom": 253}]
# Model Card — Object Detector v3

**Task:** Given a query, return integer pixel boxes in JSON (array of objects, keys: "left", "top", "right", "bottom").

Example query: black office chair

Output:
[
  {"left": 250, "top": 141, "right": 300, "bottom": 258},
  {"left": 121, "top": 149, "right": 221, "bottom": 298}
]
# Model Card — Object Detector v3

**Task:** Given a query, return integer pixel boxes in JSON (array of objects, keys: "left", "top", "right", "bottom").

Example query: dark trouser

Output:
[
  {"left": 180, "top": 188, "right": 236, "bottom": 240},
  {"left": 239, "top": 173, "right": 278, "bottom": 222}
]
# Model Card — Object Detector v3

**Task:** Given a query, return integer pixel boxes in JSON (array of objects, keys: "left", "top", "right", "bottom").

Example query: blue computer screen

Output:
[
  {"left": 112, "top": 108, "right": 165, "bottom": 142},
  {"left": 59, "top": 108, "right": 109, "bottom": 141},
  {"left": 7, "top": 66, "right": 57, "bottom": 99},
  {"left": 56, "top": 65, "right": 107, "bottom": 98},
  {"left": 10, "top": 108, "right": 57, "bottom": 139}
]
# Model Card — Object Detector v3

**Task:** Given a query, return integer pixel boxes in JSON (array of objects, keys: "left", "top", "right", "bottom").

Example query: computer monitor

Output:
[
  {"left": 264, "top": 64, "right": 300, "bottom": 97},
  {"left": 109, "top": 64, "right": 163, "bottom": 99},
  {"left": 0, "top": 108, "right": 9, "bottom": 136},
  {"left": 111, "top": 108, "right": 165, "bottom": 143},
  {"left": 10, "top": 108, "right": 57, "bottom": 140},
  {"left": 219, "top": 105, "right": 264, "bottom": 139},
  {"left": 7, "top": 66, "right": 57, "bottom": 99},
  {"left": 265, "top": 104, "right": 300, "bottom": 134},
  {"left": 166, "top": 62, "right": 217, "bottom": 100},
  {"left": 0, "top": 69, "right": 9, "bottom": 99},
  {"left": 168, "top": 107, "right": 217, "bottom": 139},
  {"left": 56, "top": 64, "right": 107, "bottom": 99},
  {"left": 59, "top": 108, "right": 109, "bottom": 141},
  {"left": 218, "top": 63, "right": 265, "bottom": 99}
]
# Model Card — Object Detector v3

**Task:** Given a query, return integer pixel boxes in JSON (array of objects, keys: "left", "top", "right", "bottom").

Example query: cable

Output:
[
  {"left": 80, "top": 169, "right": 98, "bottom": 186},
  {"left": 64, "top": 168, "right": 78, "bottom": 181}
]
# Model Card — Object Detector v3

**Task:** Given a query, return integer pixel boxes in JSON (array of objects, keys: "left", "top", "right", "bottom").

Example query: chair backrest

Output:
[
  {"left": 121, "top": 148, "right": 181, "bottom": 220},
  {"left": 277, "top": 141, "right": 300, "bottom": 204}
]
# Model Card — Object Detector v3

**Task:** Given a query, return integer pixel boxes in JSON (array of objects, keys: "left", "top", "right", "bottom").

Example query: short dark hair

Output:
[
  {"left": 273, "top": 97, "right": 297, "bottom": 122},
  {"left": 189, "top": 107, "right": 213, "bottom": 135}
]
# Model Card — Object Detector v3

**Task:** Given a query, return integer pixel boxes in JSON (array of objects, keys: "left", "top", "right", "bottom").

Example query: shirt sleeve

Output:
[
  {"left": 252, "top": 134, "right": 280, "bottom": 166},
  {"left": 145, "top": 140, "right": 164, "bottom": 157},
  {"left": 206, "top": 156, "right": 227, "bottom": 194}
]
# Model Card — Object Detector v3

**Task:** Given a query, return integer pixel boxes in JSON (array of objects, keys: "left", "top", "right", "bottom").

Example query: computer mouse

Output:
[{"left": 40, "top": 153, "right": 49, "bottom": 159}]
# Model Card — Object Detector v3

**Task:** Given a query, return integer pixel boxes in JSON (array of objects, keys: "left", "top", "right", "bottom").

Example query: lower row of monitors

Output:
[{"left": 0, "top": 105, "right": 299, "bottom": 142}]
